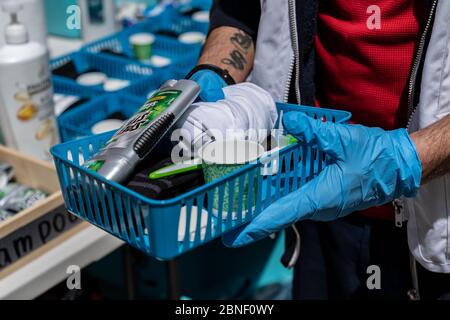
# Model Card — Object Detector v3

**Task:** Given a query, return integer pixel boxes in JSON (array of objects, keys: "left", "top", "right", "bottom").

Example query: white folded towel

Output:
[{"left": 172, "top": 82, "right": 278, "bottom": 160}]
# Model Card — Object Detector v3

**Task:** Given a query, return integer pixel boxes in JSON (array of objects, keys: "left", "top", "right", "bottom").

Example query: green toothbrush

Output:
[{"left": 149, "top": 161, "right": 203, "bottom": 180}]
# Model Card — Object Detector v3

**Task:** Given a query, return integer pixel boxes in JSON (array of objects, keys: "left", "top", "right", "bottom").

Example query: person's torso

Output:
[
  {"left": 315, "top": 0, "right": 424, "bottom": 130},
  {"left": 315, "top": 0, "right": 424, "bottom": 220},
  {"left": 252, "top": 0, "right": 450, "bottom": 272}
]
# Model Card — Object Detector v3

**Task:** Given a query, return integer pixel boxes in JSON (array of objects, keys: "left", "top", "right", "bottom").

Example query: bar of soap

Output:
[
  {"left": 150, "top": 55, "right": 172, "bottom": 68},
  {"left": 76, "top": 72, "right": 107, "bottom": 86},
  {"left": 192, "top": 11, "right": 209, "bottom": 23},
  {"left": 91, "top": 119, "right": 124, "bottom": 134},
  {"left": 178, "top": 32, "right": 206, "bottom": 44},
  {"left": 103, "top": 78, "right": 130, "bottom": 92}
]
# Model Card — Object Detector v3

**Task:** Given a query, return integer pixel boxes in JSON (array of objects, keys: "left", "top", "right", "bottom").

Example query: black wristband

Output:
[{"left": 185, "top": 64, "right": 236, "bottom": 85}]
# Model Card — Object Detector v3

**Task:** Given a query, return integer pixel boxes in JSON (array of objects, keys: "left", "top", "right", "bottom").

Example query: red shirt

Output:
[{"left": 315, "top": 0, "right": 424, "bottom": 220}]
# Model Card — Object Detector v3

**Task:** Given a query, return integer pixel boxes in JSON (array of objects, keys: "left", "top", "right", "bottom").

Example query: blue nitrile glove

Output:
[
  {"left": 228, "top": 111, "right": 422, "bottom": 247},
  {"left": 188, "top": 69, "right": 227, "bottom": 102}
]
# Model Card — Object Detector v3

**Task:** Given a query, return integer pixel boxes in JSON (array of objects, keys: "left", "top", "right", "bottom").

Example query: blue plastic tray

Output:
[
  {"left": 50, "top": 51, "right": 166, "bottom": 98},
  {"left": 51, "top": 103, "right": 351, "bottom": 260},
  {"left": 184, "top": 0, "right": 213, "bottom": 11},
  {"left": 82, "top": 18, "right": 205, "bottom": 77},
  {"left": 157, "top": 11, "right": 209, "bottom": 37},
  {"left": 58, "top": 93, "right": 145, "bottom": 142},
  {"left": 177, "top": 0, "right": 213, "bottom": 12}
]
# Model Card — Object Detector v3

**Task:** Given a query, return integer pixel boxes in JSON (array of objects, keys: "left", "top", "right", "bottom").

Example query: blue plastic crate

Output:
[
  {"left": 143, "top": 0, "right": 212, "bottom": 18},
  {"left": 58, "top": 93, "right": 145, "bottom": 142},
  {"left": 158, "top": 11, "right": 209, "bottom": 36},
  {"left": 50, "top": 103, "right": 351, "bottom": 260},
  {"left": 50, "top": 51, "right": 166, "bottom": 98},
  {"left": 178, "top": 0, "right": 213, "bottom": 11},
  {"left": 82, "top": 18, "right": 204, "bottom": 77}
]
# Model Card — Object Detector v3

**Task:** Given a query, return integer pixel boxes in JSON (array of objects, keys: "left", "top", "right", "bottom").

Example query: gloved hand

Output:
[
  {"left": 228, "top": 111, "right": 422, "bottom": 247},
  {"left": 173, "top": 82, "right": 277, "bottom": 159},
  {"left": 188, "top": 69, "right": 227, "bottom": 102}
]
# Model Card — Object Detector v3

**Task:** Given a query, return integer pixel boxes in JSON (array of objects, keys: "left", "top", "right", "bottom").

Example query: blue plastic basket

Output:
[
  {"left": 157, "top": 11, "right": 209, "bottom": 36},
  {"left": 82, "top": 18, "right": 204, "bottom": 77},
  {"left": 58, "top": 93, "right": 145, "bottom": 142},
  {"left": 50, "top": 103, "right": 351, "bottom": 260},
  {"left": 177, "top": 0, "right": 213, "bottom": 12},
  {"left": 143, "top": 0, "right": 212, "bottom": 19},
  {"left": 50, "top": 51, "right": 166, "bottom": 98}
]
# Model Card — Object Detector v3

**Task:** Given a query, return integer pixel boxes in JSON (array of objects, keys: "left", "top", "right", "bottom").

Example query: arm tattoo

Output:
[
  {"left": 221, "top": 30, "right": 252, "bottom": 71},
  {"left": 221, "top": 50, "right": 247, "bottom": 70},
  {"left": 230, "top": 30, "right": 252, "bottom": 53}
]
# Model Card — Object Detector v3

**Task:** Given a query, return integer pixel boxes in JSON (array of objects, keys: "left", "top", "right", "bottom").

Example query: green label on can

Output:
[
  {"left": 115, "top": 90, "right": 182, "bottom": 137},
  {"left": 84, "top": 160, "right": 105, "bottom": 172}
]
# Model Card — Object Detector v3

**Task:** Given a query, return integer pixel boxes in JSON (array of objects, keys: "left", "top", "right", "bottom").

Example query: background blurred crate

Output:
[
  {"left": 173, "top": 0, "right": 213, "bottom": 13},
  {"left": 58, "top": 93, "right": 144, "bottom": 142},
  {"left": 50, "top": 51, "right": 166, "bottom": 98},
  {"left": 156, "top": 11, "right": 209, "bottom": 36},
  {"left": 82, "top": 18, "right": 205, "bottom": 78}
]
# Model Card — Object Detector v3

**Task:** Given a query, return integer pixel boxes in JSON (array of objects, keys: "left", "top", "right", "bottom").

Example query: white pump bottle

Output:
[{"left": 0, "top": 1, "right": 58, "bottom": 160}]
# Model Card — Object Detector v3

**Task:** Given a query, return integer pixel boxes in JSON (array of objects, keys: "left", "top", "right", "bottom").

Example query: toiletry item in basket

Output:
[
  {"left": 126, "top": 157, "right": 205, "bottom": 200},
  {"left": 91, "top": 119, "right": 125, "bottom": 135},
  {"left": 148, "top": 160, "right": 202, "bottom": 180},
  {"left": 103, "top": 78, "right": 130, "bottom": 92},
  {"left": 178, "top": 32, "right": 206, "bottom": 44},
  {"left": 84, "top": 79, "right": 200, "bottom": 183},
  {"left": 150, "top": 56, "right": 172, "bottom": 68},
  {"left": 53, "top": 94, "right": 87, "bottom": 116},
  {"left": 192, "top": 11, "right": 210, "bottom": 23},
  {"left": 76, "top": 72, "right": 108, "bottom": 87}
]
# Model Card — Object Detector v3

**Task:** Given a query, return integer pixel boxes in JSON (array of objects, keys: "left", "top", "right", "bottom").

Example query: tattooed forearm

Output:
[
  {"left": 230, "top": 30, "right": 253, "bottom": 53},
  {"left": 221, "top": 50, "right": 247, "bottom": 70},
  {"left": 197, "top": 26, "right": 256, "bottom": 83},
  {"left": 221, "top": 30, "right": 252, "bottom": 71}
]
